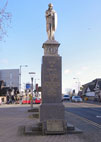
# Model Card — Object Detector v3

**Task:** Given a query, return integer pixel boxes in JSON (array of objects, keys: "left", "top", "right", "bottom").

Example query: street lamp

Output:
[
  {"left": 73, "top": 77, "right": 80, "bottom": 94},
  {"left": 29, "top": 72, "right": 36, "bottom": 109},
  {"left": 19, "top": 65, "right": 28, "bottom": 93}
]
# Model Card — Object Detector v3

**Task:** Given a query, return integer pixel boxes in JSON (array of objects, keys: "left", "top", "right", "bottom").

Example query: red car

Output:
[
  {"left": 22, "top": 97, "right": 41, "bottom": 104},
  {"left": 21, "top": 99, "right": 31, "bottom": 104},
  {"left": 33, "top": 97, "right": 41, "bottom": 104}
]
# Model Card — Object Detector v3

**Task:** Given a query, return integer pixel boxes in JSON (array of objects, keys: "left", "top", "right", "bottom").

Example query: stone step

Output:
[
  {"left": 67, "top": 123, "right": 82, "bottom": 134},
  {"left": 24, "top": 122, "right": 82, "bottom": 135},
  {"left": 67, "top": 123, "right": 75, "bottom": 130},
  {"left": 28, "top": 108, "right": 39, "bottom": 112},
  {"left": 67, "top": 127, "right": 83, "bottom": 134},
  {"left": 28, "top": 112, "right": 39, "bottom": 119},
  {"left": 24, "top": 125, "right": 42, "bottom": 135},
  {"left": 32, "top": 113, "right": 39, "bottom": 118},
  {"left": 32, "top": 125, "right": 42, "bottom": 131}
]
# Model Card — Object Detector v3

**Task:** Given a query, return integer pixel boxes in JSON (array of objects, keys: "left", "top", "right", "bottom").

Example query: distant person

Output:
[
  {"left": 6, "top": 91, "right": 10, "bottom": 104},
  {"left": 11, "top": 95, "right": 15, "bottom": 104}
]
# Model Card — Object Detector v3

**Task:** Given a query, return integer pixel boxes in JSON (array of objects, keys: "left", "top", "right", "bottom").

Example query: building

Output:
[
  {"left": 0, "top": 69, "right": 19, "bottom": 89},
  {"left": 82, "top": 78, "right": 101, "bottom": 101}
]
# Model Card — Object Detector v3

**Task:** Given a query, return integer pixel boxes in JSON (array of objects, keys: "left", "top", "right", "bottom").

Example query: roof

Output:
[{"left": 83, "top": 78, "right": 101, "bottom": 92}]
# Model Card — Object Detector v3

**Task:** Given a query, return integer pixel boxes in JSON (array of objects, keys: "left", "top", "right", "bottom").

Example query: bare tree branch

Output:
[{"left": 0, "top": 0, "right": 12, "bottom": 41}]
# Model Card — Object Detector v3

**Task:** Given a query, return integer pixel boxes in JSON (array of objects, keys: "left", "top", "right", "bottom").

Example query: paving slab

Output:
[{"left": 0, "top": 104, "right": 100, "bottom": 142}]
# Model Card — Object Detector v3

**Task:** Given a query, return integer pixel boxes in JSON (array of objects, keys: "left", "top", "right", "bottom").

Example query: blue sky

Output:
[{"left": 0, "top": 0, "right": 101, "bottom": 92}]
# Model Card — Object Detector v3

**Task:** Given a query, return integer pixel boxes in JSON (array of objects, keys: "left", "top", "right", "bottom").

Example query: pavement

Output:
[
  {"left": 84, "top": 100, "right": 101, "bottom": 105},
  {"left": 0, "top": 103, "right": 101, "bottom": 142}
]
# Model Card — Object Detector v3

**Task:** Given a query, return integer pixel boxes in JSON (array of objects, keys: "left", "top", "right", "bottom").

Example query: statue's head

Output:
[{"left": 48, "top": 3, "right": 53, "bottom": 10}]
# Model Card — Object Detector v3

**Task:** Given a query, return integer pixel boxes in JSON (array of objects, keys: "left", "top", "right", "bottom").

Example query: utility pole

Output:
[{"left": 73, "top": 77, "right": 80, "bottom": 94}]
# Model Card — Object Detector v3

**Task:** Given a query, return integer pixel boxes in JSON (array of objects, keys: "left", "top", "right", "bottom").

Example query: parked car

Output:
[
  {"left": 72, "top": 96, "right": 83, "bottom": 102},
  {"left": 22, "top": 97, "right": 41, "bottom": 104},
  {"left": 33, "top": 97, "right": 41, "bottom": 104},
  {"left": 62, "top": 95, "right": 70, "bottom": 101},
  {"left": 21, "top": 97, "right": 31, "bottom": 104}
]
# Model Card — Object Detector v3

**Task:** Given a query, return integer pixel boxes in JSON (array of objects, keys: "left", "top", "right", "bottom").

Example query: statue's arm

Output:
[{"left": 46, "top": 10, "right": 53, "bottom": 17}]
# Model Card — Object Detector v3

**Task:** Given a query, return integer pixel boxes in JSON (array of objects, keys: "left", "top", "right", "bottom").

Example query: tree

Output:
[{"left": 0, "top": 0, "right": 11, "bottom": 41}]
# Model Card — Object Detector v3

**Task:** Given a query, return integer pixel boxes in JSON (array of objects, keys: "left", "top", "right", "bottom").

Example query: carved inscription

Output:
[
  {"left": 44, "top": 46, "right": 58, "bottom": 56},
  {"left": 43, "top": 58, "right": 61, "bottom": 96},
  {"left": 46, "top": 120, "right": 64, "bottom": 132}
]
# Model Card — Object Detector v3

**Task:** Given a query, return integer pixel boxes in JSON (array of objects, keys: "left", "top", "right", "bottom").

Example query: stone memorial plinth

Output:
[{"left": 39, "top": 40, "right": 66, "bottom": 134}]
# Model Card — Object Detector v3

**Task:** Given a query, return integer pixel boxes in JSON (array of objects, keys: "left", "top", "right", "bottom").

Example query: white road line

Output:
[
  {"left": 66, "top": 111, "right": 101, "bottom": 129},
  {"left": 96, "top": 116, "right": 101, "bottom": 118}
]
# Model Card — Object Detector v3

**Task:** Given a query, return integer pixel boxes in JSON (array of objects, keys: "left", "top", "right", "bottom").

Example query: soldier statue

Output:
[{"left": 46, "top": 3, "right": 57, "bottom": 40}]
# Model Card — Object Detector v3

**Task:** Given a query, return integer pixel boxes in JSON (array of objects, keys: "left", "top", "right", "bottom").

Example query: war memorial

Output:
[
  {"left": 39, "top": 3, "right": 66, "bottom": 134},
  {"left": 24, "top": 3, "right": 82, "bottom": 135}
]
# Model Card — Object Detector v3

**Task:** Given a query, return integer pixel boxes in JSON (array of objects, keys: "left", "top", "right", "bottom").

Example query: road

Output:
[{"left": 64, "top": 102, "right": 101, "bottom": 127}]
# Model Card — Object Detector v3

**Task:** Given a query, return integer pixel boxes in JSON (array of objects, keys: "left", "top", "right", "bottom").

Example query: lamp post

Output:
[
  {"left": 73, "top": 77, "right": 80, "bottom": 94},
  {"left": 19, "top": 65, "right": 28, "bottom": 93},
  {"left": 29, "top": 72, "right": 36, "bottom": 109}
]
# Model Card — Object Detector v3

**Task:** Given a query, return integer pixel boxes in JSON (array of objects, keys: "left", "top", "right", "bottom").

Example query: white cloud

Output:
[
  {"left": 64, "top": 69, "right": 70, "bottom": 74},
  {"left": 76, "top": 66, "right": 88, "bottom": 76},
  {"left": 76, "top": 71, "right": 82, "bottom": 75},
  {"left": 0, "top": 59, "right": 8, "bottom": 64},
  {"left": 82, "top": 66, "right": 88, "bottom": 71}
]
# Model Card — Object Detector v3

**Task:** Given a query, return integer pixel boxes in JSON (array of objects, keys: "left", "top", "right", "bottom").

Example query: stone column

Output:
[{"left": 40, "top": 40, "right": 66, "bottom": 134}]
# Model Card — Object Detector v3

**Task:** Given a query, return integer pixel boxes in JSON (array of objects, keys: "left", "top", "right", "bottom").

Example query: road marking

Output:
[
  {"left": 96, "top": 116, "right": 101, "bottom": 118},
  {"left": 90, "top": 108, "right": 101, "bottom": 112},
  {"left": 66, "top": 111, "right": 101, "bottom": 129}
]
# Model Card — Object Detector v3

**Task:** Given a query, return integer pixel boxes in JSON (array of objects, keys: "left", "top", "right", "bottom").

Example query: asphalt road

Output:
[{"left": 65, "top": 102, "right": 101, "bottom": 126}]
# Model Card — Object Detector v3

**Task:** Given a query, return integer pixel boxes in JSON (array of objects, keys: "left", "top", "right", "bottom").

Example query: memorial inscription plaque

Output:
[
  {"left": 41, "top": 56, "right": 62, "bottom": 103},
  {"left": 47, "top": 120, "right": 64, "bottom": 132}
]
